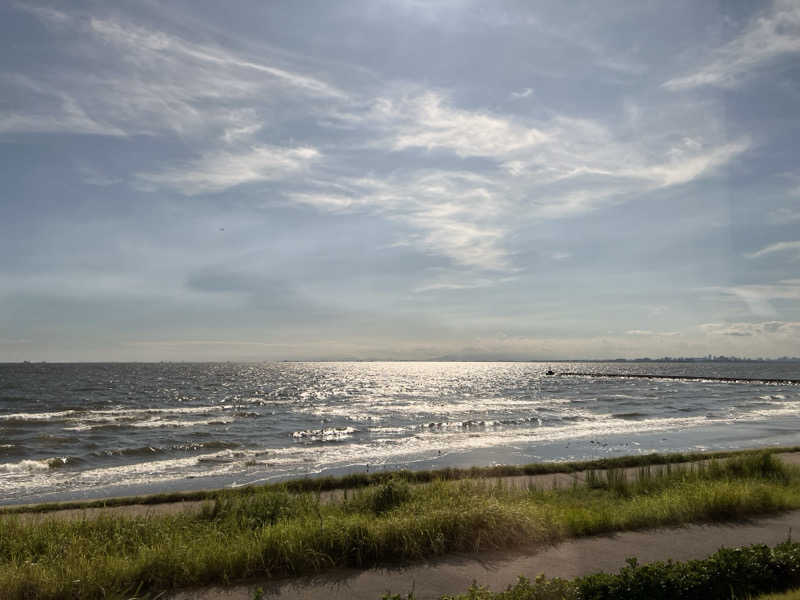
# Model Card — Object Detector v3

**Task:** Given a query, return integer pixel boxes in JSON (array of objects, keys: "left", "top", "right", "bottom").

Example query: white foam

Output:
[
  {"left": 292, "top": 427, "right": 359, "bottom": 441},
  {"left": 0, "top": 459, "right": 52, "bottom": 473},
  {"left": 0, "top": 410, "right": 77, "bottom": 421},
  {"left": 130, "top": 417, "right": 235, "bottom": 428}
]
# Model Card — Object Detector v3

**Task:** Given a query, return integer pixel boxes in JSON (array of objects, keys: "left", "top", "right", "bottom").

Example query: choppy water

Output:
[{"left": 1, "top": 361, "right": 799, "bottom": 505}]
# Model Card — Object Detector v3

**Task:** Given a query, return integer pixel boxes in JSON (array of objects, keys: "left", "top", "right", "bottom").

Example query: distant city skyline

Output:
[{"left": 1, "top": 1, "right": 799, "bottom": 361}]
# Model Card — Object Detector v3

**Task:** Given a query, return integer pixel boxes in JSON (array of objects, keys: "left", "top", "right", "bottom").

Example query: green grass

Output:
[
  {"left": 2, "top": 445, "right": 799, "bottom": 517},
  {"left": 756, "top": 591, "right": 800, "bottom": 600},
  {"left": 1, "top": 452, "right": 800, "bottom": 599}
]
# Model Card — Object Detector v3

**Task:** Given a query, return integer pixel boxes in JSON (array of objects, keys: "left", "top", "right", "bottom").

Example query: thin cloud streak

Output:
[
  {"left": 138, "top": 145, "right": 320, "bottom": 195},
  {"left": 745, "top": 240, "right": 800, "bottom": 260},
  {"left": 664, "top": 0, "right": 800, "bottom": 90}
]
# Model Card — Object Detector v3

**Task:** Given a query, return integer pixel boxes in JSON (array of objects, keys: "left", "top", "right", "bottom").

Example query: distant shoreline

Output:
[{"left": 5, "top": 358, "right": 800, "bottom": 364}]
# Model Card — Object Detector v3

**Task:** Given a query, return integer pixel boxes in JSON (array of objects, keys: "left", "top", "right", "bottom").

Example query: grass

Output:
[
  {"left": 756, "top": 591, "right": 800, "bottom": 600},
  {"left": 2, "top": 445, "right": 799, "bottom": 516},
  {"left": 1, "top": 452, "right": 800, "bottom": 599}
]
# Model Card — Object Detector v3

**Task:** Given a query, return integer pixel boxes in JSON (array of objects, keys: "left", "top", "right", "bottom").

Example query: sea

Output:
[{"left": 1, "top": 361, "right": 799, "bottom": 506}]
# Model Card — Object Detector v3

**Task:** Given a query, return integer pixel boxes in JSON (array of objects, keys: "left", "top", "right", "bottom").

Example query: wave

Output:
[
  {"left": 420, "top": 418, "right": 540, "bottom": 431},
  {"left": 91, "top": 441, "right": 240, "bottom": 458},
  {"left": 0, "top": 443, "right": 23, "bottom": 456},
  {"left": 610, "top": 412, "right": 650, "bottom": 420},
  {"left": 0, "top": 456, "right": 83, "bottom": 473},
  {"left": 292, "top": 427, "right": 359, "bottom": 442},
  {"left": 0, "top": 410, "right": 78, "bottom": 422},
  {"left": 0, "top": 405, "right": 228, "bottom": 426},
  {"left": 63, "top": 415, "right": 236, "bottom": 431},
  {"left": 131, "top": 417, "right": 235, "bottom": 428}
]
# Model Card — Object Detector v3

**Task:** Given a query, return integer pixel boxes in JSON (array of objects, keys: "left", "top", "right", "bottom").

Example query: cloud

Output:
[
  {"left": 768, "top": 207, "right": 800, "bottom": 224},
  {"left": 510, "top": 88, "right": 533, "bottom": 99},
  {"left": 664, "top": 1, "right": 800, "bottom": 90},
  {"left": 620, "top": 140, "right": 750, "bottom": 187},
  {"left": 357, "top": 92, "right": 548, "bottom": 158},
  {"left": 124, "top": 340, "right": 282, "bottom": 347},
  {"left": 413, "top": 274, "right": 518, "bottom": 293},
  {"left": 290, "top": 170, "right": 512, "bottom": 271},
  {"left": 711, "top": 279, "right": 800, "bottom": 316},
  {"left": 138, "top": 145, "right": 319, "bottom": 195},
  {"left": 745, "top": 240, "right": 800, "bottom": 260},
  {"left": 0, "top": 75, "right": 126, "bottom": 136},
  {"left": 3, "top": 7, "right": 344, "bottom": 141},
  {"left": 87, "top": 17, "right": 346, "bottom": 100},
  {"left": 700, "top": 321, "right": 800, "bottom": 337},
  {"left": 1, "top": 3, "right": 762, "bottom": 301},
  {"left": 626, "top": 330, "right": 681, "bottom": 336},
  {"left": 294, "top": 87, "right": 750, "bottom": 271},
  {"left": 333, "top": 87, "right": 750, "bottom": 228}
]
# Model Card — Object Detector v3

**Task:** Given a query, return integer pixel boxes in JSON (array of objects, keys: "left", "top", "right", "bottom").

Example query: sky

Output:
[{"left": 1, "top": 0, "right": 799, "bottom": 361}]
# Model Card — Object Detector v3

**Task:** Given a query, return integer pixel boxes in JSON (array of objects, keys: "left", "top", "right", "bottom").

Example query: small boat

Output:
[{"left": 545, "top": 369, "right": 555, "bottom": 376}]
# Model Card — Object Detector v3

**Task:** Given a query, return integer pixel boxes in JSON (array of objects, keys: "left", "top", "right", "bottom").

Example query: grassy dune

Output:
[
  {"left": 1, "top": 452, "right": 800, "bottom": 599},
  {"left": 3, "top": 445, "right": 799, "bottom": 516}
]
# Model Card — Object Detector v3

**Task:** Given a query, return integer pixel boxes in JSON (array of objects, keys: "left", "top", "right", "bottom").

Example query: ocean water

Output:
[{"left": 1, "top": 361, "right": 799, "bottom": 506}]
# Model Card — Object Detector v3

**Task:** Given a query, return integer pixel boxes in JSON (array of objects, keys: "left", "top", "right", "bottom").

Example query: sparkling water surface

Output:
[{"left": 1, "top": 361, "right": 799, "bottom": 505}]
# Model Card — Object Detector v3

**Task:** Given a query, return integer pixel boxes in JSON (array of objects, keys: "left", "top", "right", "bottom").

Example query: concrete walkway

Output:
[{"left": 173, "top": 510, "right": 800, "bottom": 600}]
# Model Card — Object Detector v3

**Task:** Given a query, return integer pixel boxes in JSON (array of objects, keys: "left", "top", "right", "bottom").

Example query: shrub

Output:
[{"left": 382, "top": 541, "right": 800, "bottom": 600}]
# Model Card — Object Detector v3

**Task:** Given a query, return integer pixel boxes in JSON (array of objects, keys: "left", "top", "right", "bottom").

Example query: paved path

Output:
[{"left": 173, "top": 511, "right": 800, "bottom": 600}]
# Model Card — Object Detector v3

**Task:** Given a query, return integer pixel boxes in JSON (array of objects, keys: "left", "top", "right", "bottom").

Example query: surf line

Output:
[{"left": 560, "top": 373, "right": 800, "bottom": 385}]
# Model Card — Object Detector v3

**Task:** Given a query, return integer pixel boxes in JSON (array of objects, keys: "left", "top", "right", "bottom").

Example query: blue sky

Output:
[{"left": 1, "top": 0, "right": 799, "bottom": 361}]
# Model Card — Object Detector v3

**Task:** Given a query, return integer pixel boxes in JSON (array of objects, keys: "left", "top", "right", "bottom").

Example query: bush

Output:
[
  {"left": 576, "top": 542, "right": 800, "bottom": 600},
  {"left": 382, "top": 541, "right": 800, "bottom": 600},
  {"left": 370, "top": 478, "right": 412, "bottom": 514}
]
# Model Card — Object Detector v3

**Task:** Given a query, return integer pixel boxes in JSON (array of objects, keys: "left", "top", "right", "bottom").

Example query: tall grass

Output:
[
  {"left": 3, "top": 446, "right": 798, "bottom": 516},
  {"left": 1, "top": 452, "right": 799, "bottom": 599}
]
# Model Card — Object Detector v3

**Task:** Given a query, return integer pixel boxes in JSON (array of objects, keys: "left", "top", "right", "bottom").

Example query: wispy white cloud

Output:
[
  {"left": 700, "top": 321, "right": 800, "bottom": 337},
  {"left": 626, "top": 330, "right": 681, "bottom": 336},
  {"left": 124, "top": 340, "right": 283, "bottom": 347},
  {"left": 138, "top": 145, "right": 319, "bottom": 195},
  {"left": 87, "top": 17, "right": 346, "bottom": 100},
  {"left": 745, "top": 240, "right": 800, "bottom": 259},
  {"left": 620, "top": 140, "right": 750, "bottom": 187},
  {"left": 768, "top": 206, "right": 800, "bottom": 224},
  {"left": 0, "top": 75, "right": 126, "bottom": 136},
  {"left": 664, "top": 0, "right": 800, "bottom": 90},
  {"left": 354, "top": 92, "right": 548, "bottom": 158},
  {"left": 297, "top": 88, "right": 750, "bottom": 270},
  {"left": 290, "top": 170, "right": 512, "bottom": 271},
  {"left": 413, "top": 274, "right": 518, "bottom": 293},
  {"left": 12, "top": 3, "right": 71, "bottom": 26},
  {"left": 3, "top": 6, "right": 344, "bottom": 141},
  {"left": 711, "top": 279, "right": 800, "bottom": 317},
  {"left": 2, "top": 3, "right": 758, "bottom": 295}
]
